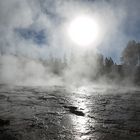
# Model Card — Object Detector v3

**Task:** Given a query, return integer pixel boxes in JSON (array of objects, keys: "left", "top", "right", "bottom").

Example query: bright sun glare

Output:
[{"left": 68, "top": 16, "right": 99, "bottom": 46}]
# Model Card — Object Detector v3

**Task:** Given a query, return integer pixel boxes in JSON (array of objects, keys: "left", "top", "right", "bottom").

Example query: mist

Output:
[
  {"left": 0, "top": 0, "right": 140, "bottom": 86},
  {"left": 1, "top": 1, "right": 140, "bottom": 140}
]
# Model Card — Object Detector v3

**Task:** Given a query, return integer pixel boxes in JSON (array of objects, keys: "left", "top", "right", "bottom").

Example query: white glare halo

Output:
[{"left": 68, "top": 16, "right": 99, "bottom": 46}]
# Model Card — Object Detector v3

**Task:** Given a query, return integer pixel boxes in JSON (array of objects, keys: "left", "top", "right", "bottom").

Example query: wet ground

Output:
[{"left": 0, "top": 85, "right": 140, "bottom": 140}]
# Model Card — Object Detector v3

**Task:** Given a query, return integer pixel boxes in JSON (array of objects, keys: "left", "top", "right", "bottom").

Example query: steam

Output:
[{"left": 0, "top": 0, "right": 139, "bottom": 86}]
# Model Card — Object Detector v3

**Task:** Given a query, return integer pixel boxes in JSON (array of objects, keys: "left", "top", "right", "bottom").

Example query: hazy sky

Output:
[{"left": 0, "top": 0, "right": 140, "bottom": 63}]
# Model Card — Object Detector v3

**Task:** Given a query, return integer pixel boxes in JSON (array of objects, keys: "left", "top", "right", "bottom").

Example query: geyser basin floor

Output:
[{"left": 0, "top": 85, "right": 140, "bottom": 140}]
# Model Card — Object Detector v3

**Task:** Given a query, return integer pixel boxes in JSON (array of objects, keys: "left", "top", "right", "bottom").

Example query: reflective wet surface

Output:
[{"left": 0, "top": 85, "right": 140, "bottom": 140}]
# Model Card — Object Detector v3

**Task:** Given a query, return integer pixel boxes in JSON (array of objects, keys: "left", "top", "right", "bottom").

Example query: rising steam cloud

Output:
[{"left": 0, "top": 0, "right": 139, "bottom": 85}]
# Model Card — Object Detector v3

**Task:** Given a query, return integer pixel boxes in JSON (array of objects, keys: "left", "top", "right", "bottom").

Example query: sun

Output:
[{"left": 68, "top": 15, "right": 99, "bottom": 46}]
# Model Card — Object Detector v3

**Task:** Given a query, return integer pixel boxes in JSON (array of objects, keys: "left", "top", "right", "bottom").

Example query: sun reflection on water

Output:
[{"left": 70, "top": 86, "right": 96, "bottom": 139}]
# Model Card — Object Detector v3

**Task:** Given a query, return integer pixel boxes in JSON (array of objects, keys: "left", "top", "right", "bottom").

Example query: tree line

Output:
[
  {"left": 41, "top": 39, "right": 140, "bottom": 85},
  {"left": 1, "top": 39, "right": 139, "bottom": 85}
]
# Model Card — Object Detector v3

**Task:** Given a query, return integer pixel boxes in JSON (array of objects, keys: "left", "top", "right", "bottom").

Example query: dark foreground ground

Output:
[{"left": 0, "top": 85, "right": 140, "bottom": 140}]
